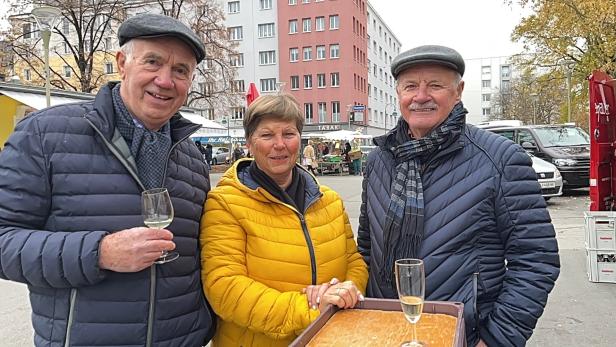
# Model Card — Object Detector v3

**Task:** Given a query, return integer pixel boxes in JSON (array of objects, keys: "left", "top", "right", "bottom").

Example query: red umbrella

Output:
[{"left": 246, "top": 82, "right": 260, "bottom": 106}]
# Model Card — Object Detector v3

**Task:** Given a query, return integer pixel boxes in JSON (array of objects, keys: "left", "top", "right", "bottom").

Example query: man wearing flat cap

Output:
[
  {"left": 0, "top": 13, "right": 216, "bottom": 346},
  {"left": 358, "top": 45, "right": 560, "bottom": 347}
]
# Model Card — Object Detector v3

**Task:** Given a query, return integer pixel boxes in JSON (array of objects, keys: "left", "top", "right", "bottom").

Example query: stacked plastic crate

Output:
[{"left": 584, "top": 212, "right": 616, "bottom": 283}]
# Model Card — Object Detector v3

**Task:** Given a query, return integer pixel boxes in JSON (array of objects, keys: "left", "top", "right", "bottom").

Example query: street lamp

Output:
[
  {"left": 31, "top": 6, "right": 61, "bottom": 108},
  {"left": 564, "top": 63, "right": 574, "bottom": 123},
  {"left": 221, "top": 116, "right": 231, "bottom": 158},
  {"left": 384, "top": 103, "right": 398, "bottom": 134}
]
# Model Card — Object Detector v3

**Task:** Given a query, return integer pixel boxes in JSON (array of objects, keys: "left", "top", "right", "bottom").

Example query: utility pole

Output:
[{"left": 566, "top": 66, "right": 572, "bottom": 123}]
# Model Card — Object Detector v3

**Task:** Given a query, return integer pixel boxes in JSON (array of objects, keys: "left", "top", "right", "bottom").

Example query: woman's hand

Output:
[
  {"left": 319, "top": 280, "right": 365, "bottom": 311},
  {"left": 303, "top": 278, "right": 339, "bottom": 310}
]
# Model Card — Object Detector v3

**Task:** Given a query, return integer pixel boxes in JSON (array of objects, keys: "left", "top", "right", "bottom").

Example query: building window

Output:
[
  {"left": 289, "top": 0, "right": 297, "bottom": 4},
  {"left": 228, "top": 26, "right": 243, "bottom": 40},
  {"left": 315, "top": 16, "right": 325, "bottom": 31},
  {"left": 231, "top": 107, "right": 246, "bottom": 120},
  {"left": 289, "top": 47, "right": 299, "bottom": 62},
  {"left": 23, "top": 68, "right": 31, "bottom": 80},
  {"left": 290, "top": 75, "right": 300, "bottom": 89},
  {"left": 330, "top": 44, "right": 339, "bottom": 59},
  {"left": 481, "top": 80, "right": 491, "bottom": 88},
  {"left": 62, "top": 19, "right": 70, "bottom": 34},
  {"left": 259, "top": 50, "right": 276, "bottom": 65},
  {"left": 232, "top": 80, "right": 246, "bottom": 92},
  {"left": 329, "top": 15, "right": 339, "bottom": 30},
  {"left": 331, "top": 72, "right": 339, "bottom": 87},
  {"left": 63, "top": 65, "right": 71, "bottom": 78},
  {"left": 260, "top": 0, "right": 272, "bottom": 10},
  {"left": 482, "top": 94, "right": 491, "bottom": 102},
  {"left": 302, "top": 18, "right": 311, "bottom": 32},
  {"left": 481, "top": 65, "right": 491, "bottom": 74},
  {"left": 303, "top": 74, "right": 313, "bottom": 89},
  {"left": 501, "top": 65, "right": 511, "bottom": 80},
  {"left": 105, "top": 62, "right": 114, "bottom": 74},
  {"left": 230, "top": 53, "right": 244, "bottom": 67},
  {"left": 258, "top": 23, "right": 275, "bottom": 38},
  {"left": 260, "top": 78, "right": 277, "bottom": 92},
  {"left": 332, "top": 101, "right": 340, "bottom": 122},
  {"left": 228, "top": 1, "right": 240, "bottom": 13},
  {"left": 317, "top": 73, "right": 326, "bottom": 88},
  {"left": 203, "top": 58, "right": 213, "bottom": 69},
  {"left": 289, "top": 19, "right": 298, "bottom": 34},
  {"left": 104, "top": 37, "right": 113, "bottom": 50},
  {"left": 63, "top": 42, "right": 70, "bottom": 54},
  {"left": 482, "top": 107, "right": 491, "bottom": 116},
  {"left": 305, "top": 103, "right": 313, "bottom": 123},
  {"left": 318, "top": 102, "right": 327, "bottom": 123},
  {"left": 303, "top": 46, "right": 312, "bottom": 61},
  {"left": 316, "top": 45, "right": 326, "bottom": 60},
  {"left": 302, "top": 0, "right": 310, "bottom": 3}
]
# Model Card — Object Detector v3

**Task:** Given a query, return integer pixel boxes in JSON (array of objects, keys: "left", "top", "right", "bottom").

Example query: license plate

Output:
[{"left": 540, "top": 182, "right": 556, "bottom": 189}]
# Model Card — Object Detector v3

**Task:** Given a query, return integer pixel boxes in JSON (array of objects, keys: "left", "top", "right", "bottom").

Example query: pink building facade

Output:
[{"left": 278, "top": 0, "right": 368, "bottom": 132}]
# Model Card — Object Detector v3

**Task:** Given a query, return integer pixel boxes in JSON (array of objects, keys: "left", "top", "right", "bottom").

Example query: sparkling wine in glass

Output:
[
  {"left": 395, "top": 258, "right": 426, "bottom": 347},
  {"left": 142, "top": 188, "right": 179, "bottom": 264}
]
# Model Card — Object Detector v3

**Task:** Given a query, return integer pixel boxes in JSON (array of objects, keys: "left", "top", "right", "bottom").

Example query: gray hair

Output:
[
  {"left": 119, "top": 40, "right": 135, "bottom": 62},
  {"left": 395, "top": 71, "right": 462, "bottom": 91}
]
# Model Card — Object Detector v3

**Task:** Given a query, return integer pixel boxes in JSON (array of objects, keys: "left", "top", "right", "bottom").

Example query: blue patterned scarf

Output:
[
  {"left": 380, "top": 103, "right": 466, "bottom": 286},
  {"left": 112, "top": 84, "right": 172, "bottom": 189}
]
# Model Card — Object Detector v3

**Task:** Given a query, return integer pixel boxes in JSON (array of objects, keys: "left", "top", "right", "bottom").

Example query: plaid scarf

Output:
[
  {"left": 112, "top": 84, "right": 172, "bottom": 189},
  {"left": 380, "top": 102, "right": 466, "bottom": 286}
]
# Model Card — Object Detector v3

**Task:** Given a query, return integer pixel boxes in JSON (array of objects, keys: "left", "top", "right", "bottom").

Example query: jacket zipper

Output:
[
  {"left": 298, "top": 214, "right": 317, "bottom": 285},
  {"left": 146, "top": 268, "right": 156, "bottom": 347},
  {"left": 63, "top": 289, "right": 77, "bottom": 347}
]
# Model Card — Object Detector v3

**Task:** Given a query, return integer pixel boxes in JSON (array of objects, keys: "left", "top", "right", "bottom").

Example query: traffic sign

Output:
[{"left": 352, "top": 105, "right": 365, "bottom": 111}]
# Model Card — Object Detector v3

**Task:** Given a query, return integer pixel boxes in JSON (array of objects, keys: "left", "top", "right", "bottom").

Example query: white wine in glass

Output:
[
  {"left": 142, "top": 188, "right": 179, "bottom": 264},
  {"left": 395, "top": 258, "right": 426, "bottom": 347}
]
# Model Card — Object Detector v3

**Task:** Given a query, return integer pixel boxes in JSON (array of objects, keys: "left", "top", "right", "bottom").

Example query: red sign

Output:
[{"left": 589, "top": 70, "right": 616, "bottom": 210}]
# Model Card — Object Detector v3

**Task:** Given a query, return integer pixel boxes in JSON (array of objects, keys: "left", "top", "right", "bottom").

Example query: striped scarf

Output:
[{"left": 380, "top": 103, "right": 466, "bottom": 286}]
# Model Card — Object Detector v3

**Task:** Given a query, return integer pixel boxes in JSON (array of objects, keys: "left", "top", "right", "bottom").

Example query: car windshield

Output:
[{"left": 533, "top": 127, "right": 590, "bottom": 147}]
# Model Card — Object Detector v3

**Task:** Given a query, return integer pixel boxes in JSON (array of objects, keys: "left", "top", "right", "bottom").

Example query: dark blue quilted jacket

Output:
[
  {"left": 357, "top": 124, "right": 560, "bottom": 347},
  {"left": 0, "top": 83, "right": 215, "bottom": 347}
]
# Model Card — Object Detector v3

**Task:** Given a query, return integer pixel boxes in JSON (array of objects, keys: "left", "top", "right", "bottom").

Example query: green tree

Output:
[{"left": 509, "top": 0, "right": 616, "bottom": 129}]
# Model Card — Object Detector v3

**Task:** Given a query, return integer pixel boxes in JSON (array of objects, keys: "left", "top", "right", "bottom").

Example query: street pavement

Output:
[{"left": 1, "top": 173, "right": 615, "bottom": 346}]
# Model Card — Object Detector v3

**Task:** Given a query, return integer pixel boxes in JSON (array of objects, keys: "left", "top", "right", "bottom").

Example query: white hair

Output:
[{"left": 119, "top": 40, "right": 136, "bottom": 62}]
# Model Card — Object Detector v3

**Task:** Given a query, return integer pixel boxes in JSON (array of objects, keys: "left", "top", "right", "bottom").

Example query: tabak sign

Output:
[{"left": 589, "top": 70, "right": 616, "bottom": 211}]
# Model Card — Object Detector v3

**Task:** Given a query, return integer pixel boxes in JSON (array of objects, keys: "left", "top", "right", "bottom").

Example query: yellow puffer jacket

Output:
[{"left": 201, "top": 159, "right": 368, "bottom": 346}]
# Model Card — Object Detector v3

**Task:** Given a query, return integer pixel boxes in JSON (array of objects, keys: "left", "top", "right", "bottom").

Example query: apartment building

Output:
[
  {"left": 222, "top": 0, "right": 400, "bottom": 135},
  {"left": 462, "top": 56, "right": 516, "bottom": 124}
]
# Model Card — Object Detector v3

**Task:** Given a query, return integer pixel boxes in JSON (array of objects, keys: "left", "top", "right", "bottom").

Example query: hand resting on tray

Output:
[{"left": 303, "top": 278, "right": 365, "bottom": 311}]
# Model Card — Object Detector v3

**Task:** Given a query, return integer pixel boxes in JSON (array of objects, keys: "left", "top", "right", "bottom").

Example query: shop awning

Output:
[{"left": 0, "top": 89, "right": 92, "bottom": 110}]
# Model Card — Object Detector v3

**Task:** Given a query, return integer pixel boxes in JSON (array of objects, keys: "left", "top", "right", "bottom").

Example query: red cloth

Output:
[{"left": 246, "top": 82, "right": 260, "bottom": 106}]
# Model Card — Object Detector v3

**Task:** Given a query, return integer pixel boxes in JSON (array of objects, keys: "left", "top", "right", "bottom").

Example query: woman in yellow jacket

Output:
[{"left": 200, "top": 94, "right": 368, "bottom": 346}]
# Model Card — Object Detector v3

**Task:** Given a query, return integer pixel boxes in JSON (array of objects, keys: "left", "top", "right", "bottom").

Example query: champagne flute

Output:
[
  {"left": 141, "top": 188, "right": 179, "bottom": 264},
  {"left": 395, "top": 258, "right": 426, "bottom": 347}
]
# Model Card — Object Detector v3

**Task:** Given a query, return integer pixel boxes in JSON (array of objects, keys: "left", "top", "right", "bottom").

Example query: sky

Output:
[{"left": 369, "top": 0, "right": 528, "bottom": 60}]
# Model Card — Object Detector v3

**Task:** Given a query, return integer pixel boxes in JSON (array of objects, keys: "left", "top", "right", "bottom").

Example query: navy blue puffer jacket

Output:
[
  {"left": 358, "top": 124, "right": 560, "bottom": 347},
  {"left": 0, "top": 83, "right": 215, "bottom": 346}
]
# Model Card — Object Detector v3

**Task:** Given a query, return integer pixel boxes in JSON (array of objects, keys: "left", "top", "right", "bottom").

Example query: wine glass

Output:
[
  {"left": 141, "top": 188, "right": 179, "bottom": 264},
  {"left": 395, "top": 258, "right": 426, "bottom": 347}
]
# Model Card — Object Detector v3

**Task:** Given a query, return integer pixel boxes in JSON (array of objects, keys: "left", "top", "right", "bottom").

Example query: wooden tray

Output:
[{"left": 290, "top": 298, "right": 465, "bottom": 347}]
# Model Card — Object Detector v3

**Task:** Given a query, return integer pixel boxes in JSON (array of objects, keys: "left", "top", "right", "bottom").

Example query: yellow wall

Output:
[{"left": 0, "top": 96, "right": 20, "bottom": 148}]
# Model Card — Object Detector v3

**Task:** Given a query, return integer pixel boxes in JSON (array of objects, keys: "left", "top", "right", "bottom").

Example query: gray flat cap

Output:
[
  {"left": 118, "top": 13, "right": 205, "bottom": 63},
  {"left": 391, "top": 45, "right": 465, "bottom": 78}
]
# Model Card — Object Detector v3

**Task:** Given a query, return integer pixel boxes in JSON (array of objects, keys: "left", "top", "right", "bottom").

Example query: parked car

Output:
[
  {"left": 478, "top": 123, "right": 590, "bottom": 188},
  {"left": 529, "top": 153, "right": 563, "bottom": 200},
  {"left": 211, "top": 146, "right": 230, "bottom": 165}
]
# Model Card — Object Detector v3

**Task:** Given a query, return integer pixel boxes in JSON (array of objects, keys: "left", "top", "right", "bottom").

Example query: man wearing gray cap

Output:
[
  {"left": 357, "top": 45, "right": 559, "bottom": 346},
  {"left": 0, "top": 13, "right": 215, "bottom": 346}
]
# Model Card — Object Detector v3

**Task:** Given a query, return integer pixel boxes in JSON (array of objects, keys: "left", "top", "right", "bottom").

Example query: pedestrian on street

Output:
[
  {"left": 200, "top": 94, "right": 367, "bottom": 346},
  {"left": 232, "top": 143, "right": 244, "bottom": 162},
  {"left": 204, "top": 143, "right": 213, "bottom": 169},
  {"left": 0, "top": 13, "right": 216, "bottom": 347},
  {"left": 357, "top": 45, "right": 560, "bottom": 347},
  {"left": 303, "top": 140, "right": 318, "bottom": 175}
]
